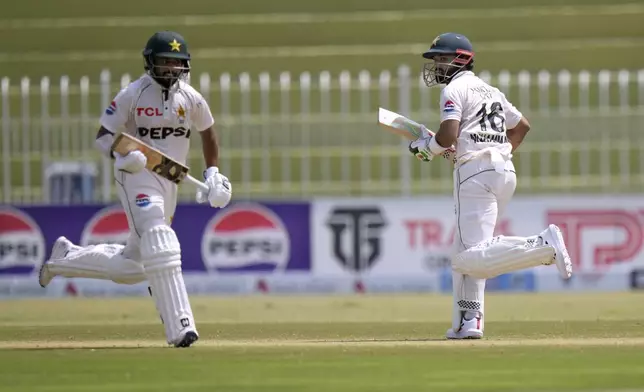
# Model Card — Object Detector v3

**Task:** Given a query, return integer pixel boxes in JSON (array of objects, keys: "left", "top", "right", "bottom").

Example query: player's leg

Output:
[
  {"left": 451, "top": 171, "right": 572, "bottom": 280},
  {"left": 447, "top": 272, "right": 485, "bottom": 339},
  {"left": 119, "top": 170, "right": 198, "bottom": 348},
  {"left": 38, "top": 235, "right": 146, "bottom": 287},
  {"left": 447, "top": 166, "right": 499, "bottom": 339}
]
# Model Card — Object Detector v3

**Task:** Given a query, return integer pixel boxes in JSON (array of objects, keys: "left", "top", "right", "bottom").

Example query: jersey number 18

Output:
[{"left": 476, "top": 102, "right": 506, "bottom": 133}]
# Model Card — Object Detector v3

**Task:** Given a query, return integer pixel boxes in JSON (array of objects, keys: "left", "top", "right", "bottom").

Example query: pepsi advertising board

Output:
[{"left": 0, "top": 202, "right": 311, "bottom": 276}]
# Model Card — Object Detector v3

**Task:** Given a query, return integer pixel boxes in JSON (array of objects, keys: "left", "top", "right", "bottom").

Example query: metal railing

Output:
[{"left": 1, "top": 66, "right": 644, "bottom": 205}]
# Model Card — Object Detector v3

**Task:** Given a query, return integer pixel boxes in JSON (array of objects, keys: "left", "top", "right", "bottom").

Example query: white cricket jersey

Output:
[
  {"left": 99, "top": 75, "right": 215, "bottom": 165},
  {"left": 440, "top": 71, "right": 522, "bottom": 164}
]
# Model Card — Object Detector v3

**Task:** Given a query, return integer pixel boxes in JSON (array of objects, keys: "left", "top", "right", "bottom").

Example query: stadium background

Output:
[{"left": 1, "top": 0, "right": 644, "bottom": 390}]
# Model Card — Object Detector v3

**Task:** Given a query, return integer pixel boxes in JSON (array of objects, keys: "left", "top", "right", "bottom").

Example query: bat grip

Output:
[{"left": 184, "top": 174, "right": 210, "bottom": 193}]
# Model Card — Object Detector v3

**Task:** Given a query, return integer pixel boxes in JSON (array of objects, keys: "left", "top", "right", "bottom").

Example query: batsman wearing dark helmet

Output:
[
  {"left": 409, "top": 33, "right": 573, "bottom": 339},
  {"left": 38, "top": 31, "right": 232, "bottom": 348}
]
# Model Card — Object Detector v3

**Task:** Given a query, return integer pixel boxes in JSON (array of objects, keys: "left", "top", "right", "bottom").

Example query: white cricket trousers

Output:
[
  {"left": 450, "top": 152, "right": 516, "bottom": 332},
  {"left": 114, "top": 168, "right": 178, "bottom": 259},
  {"left": 115, "top": 168, "right": 197, "bottom": 345}
]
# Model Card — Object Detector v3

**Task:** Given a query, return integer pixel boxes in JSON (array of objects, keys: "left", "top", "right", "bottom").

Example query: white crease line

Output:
[
  {"left": 2, "top": 337, "right": 644, "bottom": 349},
  {"left": 1, "top": 3, "right": 643, "bottom": 30},
  {"left": 0, "top": 38, "right": 643, "bottom": 63}
]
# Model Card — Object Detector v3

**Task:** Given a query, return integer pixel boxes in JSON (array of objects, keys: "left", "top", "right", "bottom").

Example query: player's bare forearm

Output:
[
  {"left": 435, "top": 119, "right": 460, "bottom": 148},
  {"left": 506, "top": 117, "right": 531, "bottom": 152},
  {"left": 200, "top": 126, "right": 219, "bottom": 167}
]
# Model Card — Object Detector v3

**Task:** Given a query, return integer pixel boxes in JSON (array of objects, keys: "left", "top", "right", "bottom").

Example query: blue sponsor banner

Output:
[{"left": 0, "top": 202, "right": 311, "bottom": 275}]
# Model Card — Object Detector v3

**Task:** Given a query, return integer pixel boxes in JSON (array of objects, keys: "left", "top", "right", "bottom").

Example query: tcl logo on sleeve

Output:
[{"left": 137, "top": 127, "right": 191, "bottom": 139}]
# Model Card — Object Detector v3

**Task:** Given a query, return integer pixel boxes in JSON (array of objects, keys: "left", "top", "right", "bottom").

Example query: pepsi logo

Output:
[
  {"left": 81, "top": 206, "right": 129, "bottom": 246},
  {"left": 0, "top": 207, "right": 45, "bottom": 274},
  {"left": 201, "top": 204, "right": 290, "bottom": 273},
  {"left": 135, "top": 194, "right": 151, "bottom": 207}
]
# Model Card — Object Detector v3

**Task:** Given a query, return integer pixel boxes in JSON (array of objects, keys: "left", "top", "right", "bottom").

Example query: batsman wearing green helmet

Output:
[
  {"left": 409, "top": 33, "right": 573, "bottom": 339},
  {"left": 39, "top": 31, "right": 233, "bottom": 348}
]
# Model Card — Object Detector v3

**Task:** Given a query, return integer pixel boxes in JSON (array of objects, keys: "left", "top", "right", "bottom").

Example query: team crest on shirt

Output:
[
  {"left": 105, "top": 101, "right": 117, "bottom": 115},
  {"left": 177, "top": 104, "right": 186, "bottom": 124},
  {"left": 443, "top": 100, "right": 455, "bottom": 113}
]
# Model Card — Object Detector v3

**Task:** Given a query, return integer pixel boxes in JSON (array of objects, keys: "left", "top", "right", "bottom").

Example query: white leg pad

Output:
[
  {"left": 47, "top": 243, "right": 145, "bottom": 284},
  {"left": 452, "top": 235, "right": 555, "bottom": 279},
  {"left": 140, "top": 225, "right": 196, "bottom": 345}
]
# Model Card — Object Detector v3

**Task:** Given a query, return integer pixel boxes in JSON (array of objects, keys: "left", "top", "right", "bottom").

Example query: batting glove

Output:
[
  {"left": 114, "top": 150, "right": 147, "bottom": 173},
  {"left": 409, "top": 136, "right": 436, "bottom": 162},
  {"left": 196, "top": 166, "right": 232, "bottom": 208}
]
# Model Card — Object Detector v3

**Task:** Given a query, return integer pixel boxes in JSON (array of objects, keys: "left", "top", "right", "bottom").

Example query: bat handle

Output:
[{"left": 184, "top": 174, "right": 210, "bottom": 193}]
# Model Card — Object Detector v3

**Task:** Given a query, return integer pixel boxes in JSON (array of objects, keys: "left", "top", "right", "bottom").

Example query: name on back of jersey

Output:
[{"left": 470, "top": 133, "right": 508, "bottom": 144}]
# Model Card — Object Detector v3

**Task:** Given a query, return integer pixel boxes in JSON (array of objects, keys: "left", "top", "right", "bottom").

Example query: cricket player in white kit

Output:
[
  {"left": 409, "top": 33, "right": 573, "bottom": 339},
  {"left": 38, "top": 31, "right": 232, "bottom": 348}
]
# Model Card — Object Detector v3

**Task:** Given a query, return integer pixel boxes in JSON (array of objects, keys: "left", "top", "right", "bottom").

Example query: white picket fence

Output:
[{"left": 1, "top": 65, "right": 644, "bottom": 205}]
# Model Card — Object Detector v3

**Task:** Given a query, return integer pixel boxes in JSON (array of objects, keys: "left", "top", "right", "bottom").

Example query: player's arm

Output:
[
  {"left": 95, "top": 89, "right": 147, "bottom": 173},
  {"left": 193, "top": 97, "right": 218, "bottom": 168},
  {"left": 95, "top": 126, "right": 116, "bottom": 159},
  {"left": 434, "top": 120, "right": 460, "bottom": 149},
  {"left": 506, "top": 117, "right": 531, "bottom": 152},
  {"left": 501, "top": 93, "right": 529, "bottom": 152},
  {"left": 194, "top": 97, "right": 231, "bottom": 208},
  {"left": 199, "top": 126, "right": 219, "bottom": 167},
  {"left": 423, "top": 89, "right": 462, "bottom": 158},
  {"left": 95, "top": 93, "right": 129, "bottom": 158}
]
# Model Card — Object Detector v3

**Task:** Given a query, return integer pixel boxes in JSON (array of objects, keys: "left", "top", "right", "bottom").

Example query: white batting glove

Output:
[
  {"left": 409, "top": 125, "right": 435, "bottom": 162},
  {"left": 409, "top": 136, "right": 436, "bottom": 162},
  {"left": 114, "top": 150, "right": 147, "bottom": 173},
  {"left": 196, "top": 166, "right": 232, "bottom": 208}
]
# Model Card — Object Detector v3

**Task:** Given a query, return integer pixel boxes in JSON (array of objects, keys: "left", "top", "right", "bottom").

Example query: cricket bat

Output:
[
  {"left": 111, "top": 133, "right": 209, "bottom": 192},
  {"left": 378, "top": 107, "right": 457, "bottom": 164}
]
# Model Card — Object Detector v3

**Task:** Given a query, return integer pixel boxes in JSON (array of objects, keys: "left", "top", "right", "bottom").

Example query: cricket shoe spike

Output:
[
  {"left": 446, "top": 316, "right": 483, "bottom": 340},
  {"left": 173, "top": 330, "right": 199, "bottom": 348},
  {"left": 39, "top": 236, "right": 74, "bottom": 288},
  {"left": 540, "top": 224, "right": 573, "bottom": 279}
]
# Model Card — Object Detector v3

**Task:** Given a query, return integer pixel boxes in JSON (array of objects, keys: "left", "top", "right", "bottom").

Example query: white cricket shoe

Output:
[
  {"left": 38, "top": 236, "right": 74, "bottom": 288},
  {"left": 540, "top": 224, "right": 573, "bottom": 279},
  {"left": 446, "top": 316, "right": 483, "bottom": 340}
]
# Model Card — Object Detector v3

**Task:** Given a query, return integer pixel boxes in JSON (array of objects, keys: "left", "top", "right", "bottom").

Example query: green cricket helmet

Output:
[
  {"left": 422, "top": 33, "right": 475, "bottom": 87},
  {"left": 143, "top": 31, "right": 191, "bottom": 88}
]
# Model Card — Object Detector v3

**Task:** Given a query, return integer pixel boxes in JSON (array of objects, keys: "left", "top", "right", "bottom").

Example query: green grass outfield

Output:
[{"left": 1, "top": 293, "right": 644, "bottom": 391}]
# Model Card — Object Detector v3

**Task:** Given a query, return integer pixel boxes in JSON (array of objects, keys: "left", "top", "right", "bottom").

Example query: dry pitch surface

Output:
[{"left": 1, "top": 293, "right": 644, "bottom": 391}]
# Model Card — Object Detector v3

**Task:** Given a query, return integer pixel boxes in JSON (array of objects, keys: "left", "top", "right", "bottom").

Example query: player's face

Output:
[
  {"left": 433, "top": 55, "right": 456, "bottom": 77},
  {"left": 423, "top": 54, "right": 453, "bottom": 87},
  {"left": 155, "top": 58, "right": 184, "bottom": 79}
]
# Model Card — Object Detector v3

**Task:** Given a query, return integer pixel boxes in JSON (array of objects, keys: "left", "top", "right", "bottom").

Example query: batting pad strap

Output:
[{"left": 140, "top": 225, "right": 182, "bottom": 272}]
